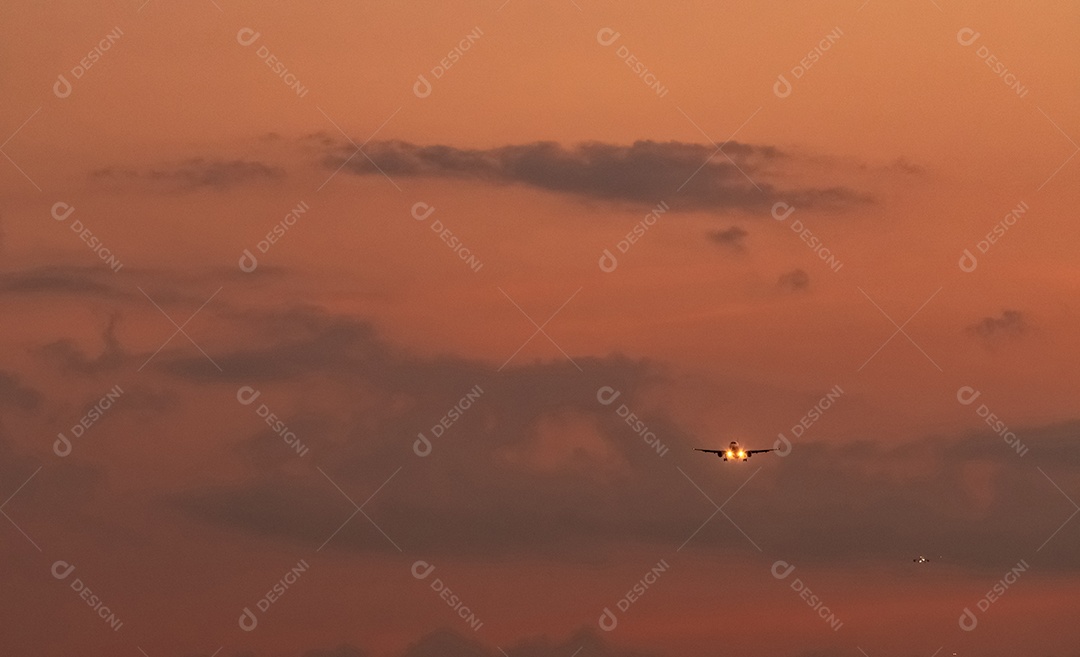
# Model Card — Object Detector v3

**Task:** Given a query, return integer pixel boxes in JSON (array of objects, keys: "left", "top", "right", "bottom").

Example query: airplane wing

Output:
[
  {"left": 746, "top": 448, "right": 776, "bottom": 455},
  {"left": 694, "top": 449, "right": 726, "bottom": 454}
]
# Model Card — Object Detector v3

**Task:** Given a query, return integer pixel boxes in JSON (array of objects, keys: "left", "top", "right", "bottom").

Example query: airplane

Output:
[{"left": 695, "top": 441, "right": 776, "bottom": 462}]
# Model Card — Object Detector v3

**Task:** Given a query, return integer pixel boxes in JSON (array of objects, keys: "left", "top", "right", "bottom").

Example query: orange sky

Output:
[{"left": 1, "top": 1, "right": 1079, "bottom": 657}]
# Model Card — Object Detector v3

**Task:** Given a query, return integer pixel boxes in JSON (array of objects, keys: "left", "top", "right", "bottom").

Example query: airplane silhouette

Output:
[{"left": 695, "top": 440, "right": 775, "bottom": 462}]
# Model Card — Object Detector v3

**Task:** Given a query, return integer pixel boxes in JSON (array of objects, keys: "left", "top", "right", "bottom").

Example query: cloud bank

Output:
[{"left": 326, "top": 139, "right": 871, "bottom": 213}]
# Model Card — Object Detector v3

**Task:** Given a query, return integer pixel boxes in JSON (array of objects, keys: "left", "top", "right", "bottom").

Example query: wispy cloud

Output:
[
  {"left": 967, "top": 309, "right": 1028, "bottom": 340},
  {"left": 777, "top": 268, "right": 810, "bottom": 292},
  {"left": 91, "top": 157, "right": 284, "bottom": 191},
  {"left": 707, "top": 226, "right": 748, "bottom": 251}
]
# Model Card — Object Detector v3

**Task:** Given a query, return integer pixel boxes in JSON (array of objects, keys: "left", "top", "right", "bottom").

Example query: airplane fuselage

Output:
[
  {"left": 694, "top": 441, "right": 774, "bottom": 462},
  {"left": 721, "top": 441, "right": 749, "bottom": 461}
]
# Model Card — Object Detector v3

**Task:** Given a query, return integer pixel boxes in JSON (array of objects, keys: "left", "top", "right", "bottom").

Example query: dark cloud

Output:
[
  {"left": 0, "top": 371, "right": 41, "bottom": 412},
  {"left": 888, "top": 157, "right": 926, "bottom": 174},
  {"left": 857, "top": 157, "right": 926, "bottom": 175},
  {"left": 172, "top": 418, "right": 1080, "bottom": 571},
  {"left": 0, "top": 265, "right": 217, "bottom": 306},
  {"left": 91, "top": 157, "right": 284, "bottom": 191},
  {"left": 0, "top": 265, "right": 130, "bottom": 299},
  {"left": 300, "top": 647, "right": 367, "bottom": 657},
  {"left": 158, "top": 309, "right": 387, "bottom": 383},
  {"left": 0, "top": 421, "right": 108, "bottom": 523},
  {"left": 403, "top": 628, "right": 656, "bottom": 657},
  {"left": 707, "top": 226, "right": 748, "bottom": 251},
  {"left": 777, "top": 268, "right": 810, "bottom": 292},
  {"left": 400, "top": 628, "right": 489, "bottom": 657},
  {"left": 524, "top": 631, "right": 658, "bottom": 657},
  {"left": 967, "top": 310, "right": 1028, "bottom": 340},
  {"left": 327, "top": 140, "right": 871, "bottom": 213},
  {"left": 228, "top": 628, "right": 659, "bottom": 657},
  {"left": 158, "top": 308, "right": 685, "bottom": 558},
  {"left": 1, "top": 265, "right": 241, "bottom": 378},
  {"left": 159, "top": 308, "right": 1080, "bottom": 572},
  {"left": 37, "top": 313, "right": 131, "bottom": 375}
]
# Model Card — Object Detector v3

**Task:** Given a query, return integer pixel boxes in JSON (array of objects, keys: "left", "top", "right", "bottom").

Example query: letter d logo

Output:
[
  {"left": 956, "top": 28, "right": 980, "bottom": 46},
  {"left": 51, "top": 202, "right": 75, "bottom": 222},
  {"left": 773, "top": 433, "right": 793, "bottom": 457},
  {"left": 237, "top": 386, "right": 261, "bottom": 405},
  {"left": 958, "top": 248, "right": 978, "bottom": 273},
  {"left": 411, "top": 201, "right": 435, "bottom": 221},
  {"left": 598, "top": 248, "right": 618, "bottom": 273},
  {"left": 773, "top": 74, "right": 792, "bottom": 98},
  {"left": 237, "top": 28, "right": 260, "bottom": 46},
  {"left": 413, "top": 432, "right": 432, "bottom": 457},
  {"left": 598, "top": 607, "right": 618, "bottom": 631},
  {"left": 771, "top": 560, "right": 794, "bottom": 580},
  {"left": 956, "top": 386, "right": 981, "bottom": 406},
  {"left": 771, "top": 201, "right": 795, "bottom": 221},
  {"left": 596, "top": 28, "right": 620, "bottom": 46},
  {"left": 54, "top": 433, "right": 73, "bottom": 457},
  {"left": 959, "top": 607, "right": 978, "bottom": 631},
  {"left": 239, "top": 248, "right": 258, "bottom": 273},
  {"left": 239, "top": 607, "right": 258, "bottom": 631},
  {"left": 53, "top": 74, "right": 73, "bottom": 99},
  {"left": 51, "top": 560, "right": 75, "bottom": 580},
  {"left": 413, "top": 74, "right": 432, "bottom": 99},
  {"left": 411, "top": 560, "right": 435, "bottom": 580},
  {"left": 596, "top": 386, "right": 621, "bottom": 406}
]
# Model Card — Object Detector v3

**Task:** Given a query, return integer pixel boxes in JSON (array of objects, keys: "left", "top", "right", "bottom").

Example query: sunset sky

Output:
[{"left": 2, "top": 1, "right": 1079, "bottom": 656}]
